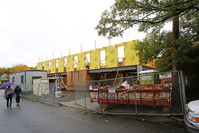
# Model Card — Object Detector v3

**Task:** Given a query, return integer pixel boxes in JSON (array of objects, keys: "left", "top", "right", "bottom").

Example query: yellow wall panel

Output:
[
  {"left": 37, "top": 62, "right": 42, "bottom": 70},
  {"left": 105, "top": 45, "right": 118, "bottom": 68},
  {"left": 44, "top": 61, "right": 49, "bottom": 72},
  {"left": 38, "top": 40, "right": 145, "bottom": 73},
  {"left": 58, "top": 58, "right": 64, "bottom": 73},
  {"left": 77, "top": 53, "right": 86, "bottom": 71},
  {"left": 67, "top": 55, "right": 74, "bottom": 72},
  {"left": 51, "top": 59, "right": 56, "bottom": 73},
  {"left": 90, "top": 50, "right": 100, "bottom": 70},
  {"left": 124, "top": 41, "right": 140, "bottom": 66}
]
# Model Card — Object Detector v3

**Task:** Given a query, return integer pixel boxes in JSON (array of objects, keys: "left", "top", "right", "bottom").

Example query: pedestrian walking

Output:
[
  {"left": 14, "top": 86, "right": 22, "bottom": 106},
  {"left": 4, "top": 86, "right": 14, "bottom": 109}
]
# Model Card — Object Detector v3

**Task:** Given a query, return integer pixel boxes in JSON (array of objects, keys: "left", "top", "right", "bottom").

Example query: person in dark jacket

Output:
[
  {"left": 124, "top": 73, "right": 134, "bottom": 85},
  {"left": 14, "top": 86, "right": 22, "bottom": 106},
  {"left": 4, "top": 86, "right": 14, "bottom": 108}
]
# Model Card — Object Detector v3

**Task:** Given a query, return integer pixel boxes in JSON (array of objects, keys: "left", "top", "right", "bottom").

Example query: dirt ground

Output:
[{"left": 60, "top": 90, "right": 75, "bottom": 102}]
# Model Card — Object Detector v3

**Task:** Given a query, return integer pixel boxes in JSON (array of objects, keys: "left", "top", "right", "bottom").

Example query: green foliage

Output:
[
  {"left": 96, "top": 0, "right": 199, "bottom": 38},
  {"left": 135, "top": 29, "right": 199, "bottom": 72},
  {"left": 135, "top": 31, "right": 173, "bottom": 71},
  {"left": 136, "top": 31, "right": 172, "bottom": 61},
  {"left": 135, "top": 21, "right": 199, "bottom": 89},
  {"left": 0, "top": 68, "right": 10, "bottom": 75},
  {"left": 96, "top": 0, "right": 199, "bottom": 91},
  {"left": 180, "top": 42, "right": 199, "bottom": 75}
]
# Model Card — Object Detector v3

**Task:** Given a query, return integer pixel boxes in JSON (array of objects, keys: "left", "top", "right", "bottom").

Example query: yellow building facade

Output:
[{"left": 37, "top": 40, "right": 154, "bottom": 73}]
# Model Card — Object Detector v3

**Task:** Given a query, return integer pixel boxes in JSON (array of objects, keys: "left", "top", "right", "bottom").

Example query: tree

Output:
[
  {"left": 96, "top": 0, "right": 199, "bottom": 71},
  {"left": 135, "top": 11, "right": 199, "bottom": 71},
  {"left": 0, "top": 68, "right": 9, "bottom": 75},
  {"left": 0, "top": 64, "right": 35, "bottom": 75},
  {"left": 96, "top": 0, "right": 199, "bottom": 38},
  {"left": 96, "top": 0, "right": 199, "bottom": 100},
  {"left": 135, "top": 31, "right": 173, "bottom": 71},
  {"left": 135, "top": 18, "right": 199, "bottom": 97},
  {"left": 9, "top": 64, "right": 35, "bottom": 73},
  {"left": 96, "top": 0, "right": 199, "bottom": 73}
]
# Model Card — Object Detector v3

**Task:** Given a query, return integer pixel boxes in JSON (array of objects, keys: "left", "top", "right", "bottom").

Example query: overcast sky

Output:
[{"left": 0, "top": 0, "right": 148, "bottom": 68}]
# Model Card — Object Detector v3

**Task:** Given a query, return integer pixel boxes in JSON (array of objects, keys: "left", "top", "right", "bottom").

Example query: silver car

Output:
[{"left": 184, "top": 100, "right": 199, "bottom": 133}]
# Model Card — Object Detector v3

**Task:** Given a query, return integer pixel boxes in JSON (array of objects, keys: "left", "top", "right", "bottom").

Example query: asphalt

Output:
[
  {"left": 59, "top": 99, "right": 184, "bottom": 122},
  {"left": 57, "top": 99, "right": 187, "bottom": 133},
  {"left": 0, "top": 89, "right": 187, "bottom": 133},
  {"left": 22, "top": 90, "right": 186, "bottom": 124}
]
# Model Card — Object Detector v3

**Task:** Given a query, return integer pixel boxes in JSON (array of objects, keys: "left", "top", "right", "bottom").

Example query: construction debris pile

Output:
[{"left": 90, "top": 83, "right": 172, "bottom": 112}]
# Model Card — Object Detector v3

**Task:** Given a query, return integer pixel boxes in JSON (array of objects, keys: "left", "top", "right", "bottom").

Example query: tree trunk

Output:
[{"left": 171, "top": 14, "right": 181, "bottom": 112}]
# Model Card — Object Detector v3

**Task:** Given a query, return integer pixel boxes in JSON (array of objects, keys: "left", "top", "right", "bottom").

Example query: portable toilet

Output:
[{"left": 139, "top": 70, "right": 160, "bottom": 85}]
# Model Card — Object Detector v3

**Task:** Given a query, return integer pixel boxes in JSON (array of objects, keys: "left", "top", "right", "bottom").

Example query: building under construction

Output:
[{"left": 37, "top": 40, "right": 155, "bottom": 90}]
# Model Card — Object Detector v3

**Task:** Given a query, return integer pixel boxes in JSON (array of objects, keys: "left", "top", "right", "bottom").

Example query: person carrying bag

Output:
[{"left": 4, "top": 86, "right": 14, "bottom": 109}]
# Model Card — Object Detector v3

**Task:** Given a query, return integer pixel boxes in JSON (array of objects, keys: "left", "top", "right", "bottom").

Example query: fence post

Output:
[
  {"left": 84, "top": 81, "right": 87, "bottom": 109},
  {"left": 43, "top": 83, "right": 48, "bottom": 103},
  {"left": 177, "top": 71, "right": 184, "bottom": 115},
  {"left": 180, "top": 70, "right": 187, "bottom": 115},
  {"left": 98, "top": 80, "right": 102, "bottom": 112},
  {"left": 133, "top": 81, "right": 138, "bottom": 115},
  {"left": 58, "top": 84, "right": 61, "bottom": 105},
  {"left": 52, "top": 83, "right": 55, "bottom": 106},
  {"left": 36, "top": 83, "right": 40, "bottom": 102},
  {"left": 74, "top": 81, "right": 76, "bottom": 104}
]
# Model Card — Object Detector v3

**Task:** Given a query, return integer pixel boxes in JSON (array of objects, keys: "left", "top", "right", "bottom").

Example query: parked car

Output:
[{"left": 184, "top": 100, "right": 199, "bottom": 133}]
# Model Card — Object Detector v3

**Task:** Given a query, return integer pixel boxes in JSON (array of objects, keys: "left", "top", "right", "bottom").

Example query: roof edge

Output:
[{"left": 9, "top": 69, "right": 47, "bottom": 75}]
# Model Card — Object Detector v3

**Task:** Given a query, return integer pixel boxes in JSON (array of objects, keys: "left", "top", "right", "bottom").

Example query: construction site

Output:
[
  {"left": 32, "top": 40, "right": 186, "bottom": 116},
  {"left": 36, "top": 40, "right": 155, "bottom": 90}
]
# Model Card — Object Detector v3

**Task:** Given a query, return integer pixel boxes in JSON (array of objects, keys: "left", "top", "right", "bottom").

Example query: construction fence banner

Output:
[{"left": 74, "top": 70, "right": 186, "bottom": 115}]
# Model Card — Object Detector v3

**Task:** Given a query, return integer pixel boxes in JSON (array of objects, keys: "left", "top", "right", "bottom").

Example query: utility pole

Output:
[
  {"left": 172, "top": 15, "right": 179, "bottom": 71},
  {"left": 171, "top": 0, "right": 180, "bottom": 110}
]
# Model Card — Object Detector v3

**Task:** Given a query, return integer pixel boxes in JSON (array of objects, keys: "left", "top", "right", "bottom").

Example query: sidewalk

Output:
[
  {"left": 22, "top": 91, "right": 184, "bottom": 124},
  {"left": 59, "top": 98, "right": 185, "bottom": 125},
  {"left": 59, "top": 100, "right": 85, "bottom": 109}
]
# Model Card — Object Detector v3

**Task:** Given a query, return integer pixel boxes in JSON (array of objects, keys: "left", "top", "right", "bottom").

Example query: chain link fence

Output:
[
  {"left": 20, "top": 82, "right": 70, "bottom": 106},
  {"left": 74, "top": 70, "right": 186, "bottom": 115}
]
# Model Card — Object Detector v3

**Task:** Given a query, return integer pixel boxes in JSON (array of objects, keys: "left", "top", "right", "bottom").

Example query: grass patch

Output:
[{"left": 22, "top": 94, "right": 38, "bottom": 99}]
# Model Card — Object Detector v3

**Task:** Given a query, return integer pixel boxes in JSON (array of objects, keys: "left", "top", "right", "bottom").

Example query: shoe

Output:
[
  {"left": 9, "top": 106, "right": 11, "bottom": 109},
  {"left": 17, "top": 103, "right": 19, "bottom": 106}
]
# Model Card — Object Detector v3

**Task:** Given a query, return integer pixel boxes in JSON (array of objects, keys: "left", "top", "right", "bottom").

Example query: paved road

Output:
[{"left": 0, "top": 90, "right": 186, "bottom": 133}]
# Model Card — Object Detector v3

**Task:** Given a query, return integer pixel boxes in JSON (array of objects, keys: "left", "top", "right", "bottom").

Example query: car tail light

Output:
[{"left": 195, "top": 117, "right": 199, "bottom": 122}]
